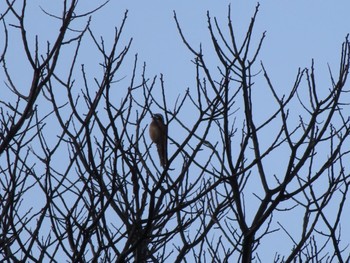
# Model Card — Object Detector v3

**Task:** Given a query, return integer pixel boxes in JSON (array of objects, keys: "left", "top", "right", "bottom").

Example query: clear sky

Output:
[
  {"left": 94, "top": 1, "right": 350, "bottom": 96},
  {"left": 6, "top": 1, "right": 350, "bottom": 105}
]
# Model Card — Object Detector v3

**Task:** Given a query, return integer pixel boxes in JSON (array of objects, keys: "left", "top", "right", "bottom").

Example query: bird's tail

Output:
[{"left": 157, "top": 143, "right": 167, "bottom": 168}]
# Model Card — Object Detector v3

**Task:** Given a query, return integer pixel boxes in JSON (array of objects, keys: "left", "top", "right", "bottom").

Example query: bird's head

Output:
[{"left": 152, "top": 113, "right": 164, "bottom": 124}]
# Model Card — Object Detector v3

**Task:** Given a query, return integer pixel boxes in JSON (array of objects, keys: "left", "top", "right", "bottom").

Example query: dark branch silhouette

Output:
[{"left": 0, "top": 1, "right": 350, "bottom": 262}]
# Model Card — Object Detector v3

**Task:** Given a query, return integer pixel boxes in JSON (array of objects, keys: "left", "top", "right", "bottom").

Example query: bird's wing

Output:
[{"left": 157, "top": 124, "right": 168, "bottom": 167}]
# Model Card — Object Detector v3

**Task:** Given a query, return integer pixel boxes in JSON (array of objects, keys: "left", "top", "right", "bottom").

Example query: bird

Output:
[{"left": 149, "top": 113, "right": 168, "bottom": 167}]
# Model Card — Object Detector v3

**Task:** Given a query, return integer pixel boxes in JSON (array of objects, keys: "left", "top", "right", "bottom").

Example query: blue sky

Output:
[
  {"left": 7, "top": 1, "right": 350, "bottom": 104},
  {"left": 99, "top": 1, "right": 350, "bottom": 92}
]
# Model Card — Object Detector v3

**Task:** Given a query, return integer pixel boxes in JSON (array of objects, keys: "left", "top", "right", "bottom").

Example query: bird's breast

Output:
[{"left": 149, "top": 123, "right": 161, "bottom": 143}]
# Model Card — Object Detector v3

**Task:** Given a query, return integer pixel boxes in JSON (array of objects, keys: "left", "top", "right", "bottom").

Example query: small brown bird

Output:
[{"left": 149, "top": 113, "right": 168, "bottom": 167}]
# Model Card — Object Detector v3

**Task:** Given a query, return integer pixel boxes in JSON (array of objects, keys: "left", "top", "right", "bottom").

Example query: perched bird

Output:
[{"left": 149, "top": 113, "right": 168, "bottom": 167}]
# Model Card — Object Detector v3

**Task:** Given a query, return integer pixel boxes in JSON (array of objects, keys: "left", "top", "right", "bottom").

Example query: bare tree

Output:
[
  {"left": 1, "top": 1, "right": 350, "bottom": 262},
  {"left": 173, "top": 4, "right": 350, "bottom": 262}
]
